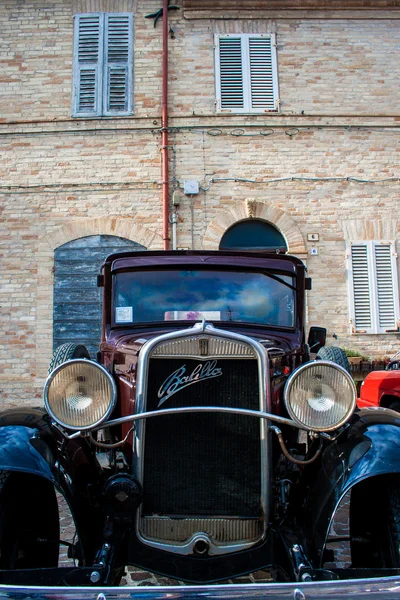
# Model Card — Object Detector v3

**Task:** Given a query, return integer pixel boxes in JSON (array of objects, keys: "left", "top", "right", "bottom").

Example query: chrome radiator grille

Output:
[
  {"left": 151, "top": 335, "right": 256, "bottom": 358},
  {"left": 138, "top": 333, "right": 264, "bottom": 550},
  {"left": 142, "top": 516, "right": 262, "bottom": 544}
]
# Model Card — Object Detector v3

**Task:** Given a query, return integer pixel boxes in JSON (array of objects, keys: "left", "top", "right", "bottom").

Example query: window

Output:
[
  {"left": 347, "top": 241, "right": 399, "bottom": 334},
  {"left": 214, "top": 33, "right": 279, "bottom": 113},
  {"left": 114, "top": 269, "right": 295, "bottom": 328},
  {"left": 219, "top": 219, "right": 287, "bottom": 252},
  {"left": 73, "top": 13, "right": 133, "bottom": 117}
]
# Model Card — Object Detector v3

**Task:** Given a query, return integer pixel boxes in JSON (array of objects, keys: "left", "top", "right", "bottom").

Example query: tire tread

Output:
[
  {"left": 316, "top": 346, "right": 351, "bottom": 373},
  {"left": 48, "top": 343, "right": 90, "bottom": 375}
]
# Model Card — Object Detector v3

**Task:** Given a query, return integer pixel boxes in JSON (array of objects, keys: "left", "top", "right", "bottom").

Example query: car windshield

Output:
[{"left": 113, "top": 269, "right": 295, "bottom": 328}]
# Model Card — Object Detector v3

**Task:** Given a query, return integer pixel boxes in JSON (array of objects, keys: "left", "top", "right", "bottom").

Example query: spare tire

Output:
[
  {"left": 48, "top": 343, "right": 90, "bottom": 375},
  {"left": 316, "top": 346, "right": 351, "bottom": 374}
]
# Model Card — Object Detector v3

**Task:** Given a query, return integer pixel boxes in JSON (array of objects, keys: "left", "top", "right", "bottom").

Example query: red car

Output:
[{"left": 358, "top": 352, "right": 400, "bottom": 411}]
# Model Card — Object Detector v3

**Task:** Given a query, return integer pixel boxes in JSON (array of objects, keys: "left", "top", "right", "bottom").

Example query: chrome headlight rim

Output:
[
  {"left": 284, "top": 360, "right": 357, "bottom": 432},
  {"left": 44, "top": 359, "right": 117, "bottom": 431}
]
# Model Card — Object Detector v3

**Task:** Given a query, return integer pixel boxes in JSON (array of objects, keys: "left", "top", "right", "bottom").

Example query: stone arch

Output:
[
  {"left": 202, "top": 200, "right": 307, "bottom": 255},
  {"left": 35, "top": 218, "right": 163, "bottom": 381}
]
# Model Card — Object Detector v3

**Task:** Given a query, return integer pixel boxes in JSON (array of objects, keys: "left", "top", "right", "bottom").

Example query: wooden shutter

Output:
[
  {"left": 348, "top": 241, "right": 399, "bottom": 334},
  {"left": 215, "top": 34, "right": 278, "bottom": 113},
  {"left": 248, "top": 36, "right": 277, "bottom": 111},
  {"left": 73, "top": 14, "right": 103, "bottom": 116},
  {"left": 217, "top": 37, "right": 244, "bottom": 111},
  {"left": 374, "top": 243, "right": 398, "bottom": 331},
  {"left": 73, "top": 13, "right": 133, "bottom": 117},
  {"left": 349, "top": 244, "right": 372, "bottom": 332},
  {"left": 104, "top": 13, "right": 134, "bottom": 116}
]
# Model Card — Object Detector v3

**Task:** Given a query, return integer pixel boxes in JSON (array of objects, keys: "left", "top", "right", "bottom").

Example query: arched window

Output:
[
  {"left": 219, "top": 219, "right": 288, "bottom": 252},
  {"left": 53, "top": 235, "right": 145, "bottom": 357}
]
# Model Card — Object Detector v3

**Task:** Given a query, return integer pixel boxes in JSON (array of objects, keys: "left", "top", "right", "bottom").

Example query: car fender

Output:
[
  {"left": 0, "top": 424, "right": 55, "bottom": 482},
  {"left": 305, "top": 408, "right": 400, "bottom": 564},
  {"left": 0, "top": 407, "right": 104, "bottom": 562},
  {"left": 358, "top": 371, "right": 400, "bottom": 408}
]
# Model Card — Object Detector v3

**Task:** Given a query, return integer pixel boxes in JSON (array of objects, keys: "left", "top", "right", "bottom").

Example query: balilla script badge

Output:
[{"left": 157, "top": 360, "right": 223, "bottom": 406}]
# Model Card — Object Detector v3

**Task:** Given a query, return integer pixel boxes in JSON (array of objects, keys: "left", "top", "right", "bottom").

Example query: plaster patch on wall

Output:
[
  {"left": 212, "top": 20, "right": 276, "bottom": 34},
  {"left": 342, "top": 219, "right": 398, "bottom": 241},
  {"left": 72, "top": 0, "right": 137, "bottom": 13}
]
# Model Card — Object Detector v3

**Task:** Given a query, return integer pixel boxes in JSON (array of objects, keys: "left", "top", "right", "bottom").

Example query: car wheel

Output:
[
  {"left": 389, "top": 401, "right": 400, "bottom": 413},
  {"left": 316, "top": 346, "right": 351, "bottom": 374},
  {"left": 351, "top": 477, "right": 400, "bottom": 568},
  {"left": 0, "top": 472, "right": 59, "bottom": 569},
  {"left": 48, "top": 342, "right": 90, "bottom": 375}
]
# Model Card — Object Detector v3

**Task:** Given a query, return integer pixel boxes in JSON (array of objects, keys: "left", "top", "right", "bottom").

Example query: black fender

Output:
[
  {"left": 0, "top": 424, "right": 55, "bottom": 481},
  {"left": 0, "top": 407, "right": 105, "bottom": 563},
  {"left": 304, "top": 408, "right": 400, "bottom": 564}
]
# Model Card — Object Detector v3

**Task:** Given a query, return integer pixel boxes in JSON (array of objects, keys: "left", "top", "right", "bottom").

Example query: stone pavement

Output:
[{"left": 57, "top": 492, "right": 351, "bottom": 586}]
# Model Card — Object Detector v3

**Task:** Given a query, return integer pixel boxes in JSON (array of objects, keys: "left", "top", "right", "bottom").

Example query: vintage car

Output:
[
  {"left": 358, "top": 351, "right": 400, "bottom": 411},
  {"left": 1, "top": 250, "right": 400, "bottom": 599}
]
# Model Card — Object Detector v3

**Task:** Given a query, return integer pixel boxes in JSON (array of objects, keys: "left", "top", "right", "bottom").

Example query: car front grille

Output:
[{"left": 137, "top": 333, "right": 265, "bottom": 551}]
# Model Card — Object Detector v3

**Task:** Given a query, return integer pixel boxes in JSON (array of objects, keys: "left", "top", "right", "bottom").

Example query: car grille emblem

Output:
[
  {"left": 158, "top": 360, "right": 223, "bottom": 407},
  {"left": 199, "top": 338, "right": 209, "bottom": 356}
]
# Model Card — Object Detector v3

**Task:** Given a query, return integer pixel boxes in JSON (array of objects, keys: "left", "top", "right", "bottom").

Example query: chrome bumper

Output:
[{"left": 1, "top": 578, "right": 400, "bottom": 600}]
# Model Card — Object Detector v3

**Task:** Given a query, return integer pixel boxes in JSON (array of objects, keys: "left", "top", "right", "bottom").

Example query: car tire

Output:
[
  {"left": 0, "top": 472, "right": 59, "bottom": 569},
  {"left": 48, "top": 342, "right": 90, "bottom": 375},
  {"left": 316, "top": 346, "right": 351, "bottom": 374},
  {"left": 351, "top": 477, "right": 400, "bottom": 568}
]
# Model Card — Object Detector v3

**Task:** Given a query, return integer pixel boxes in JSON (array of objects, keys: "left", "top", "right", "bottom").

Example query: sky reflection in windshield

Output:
[{"left": 114, "top": 270, "right": 295, "bottom": 327}]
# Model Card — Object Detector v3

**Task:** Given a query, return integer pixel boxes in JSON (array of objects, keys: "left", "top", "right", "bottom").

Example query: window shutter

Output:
[
  {"left": 73, "top": 14, "right": 103, "bottom": 117},
  {"left": 215, "top": 34, "right": 278, "bottom": 113},
  {"left": 349, "top": 244, "right": 372, "bottom": 333},
  {"left": 348, "top": 241, "right": 399, "bottom": 334},
  {"left": 248, "top": 36, "right": 276, "bottom": 111},
  {"left": 374, "top": 243, "right": 398, "bottom": 332},
  {"left": 217, "top": 37, "right": 244, "bottom": 111},
  {"left": 104, "top": 14, "right": 133, "bottom": 116}
]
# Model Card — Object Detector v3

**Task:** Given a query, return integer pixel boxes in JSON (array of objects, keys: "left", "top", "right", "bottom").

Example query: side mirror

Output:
[{"left": 307, "top": 327, "right": 327, "bottom": 353}]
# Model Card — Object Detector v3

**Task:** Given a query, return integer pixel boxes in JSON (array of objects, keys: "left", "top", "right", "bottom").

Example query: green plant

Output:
[{"left": 343, "top": 348, "right": 370, "bottom": 361}]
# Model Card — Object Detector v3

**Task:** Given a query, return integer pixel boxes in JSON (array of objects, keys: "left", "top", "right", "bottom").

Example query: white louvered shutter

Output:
[
  {"left": 348, "top": 241, "right": 399, "bottom": 334},
  {"left": 248, "top": 36, "right": 276, "bottom": 111},
  {"left": 349, "top": 244, "right": 372, "bottom": 332},
  {"left": 104, "top": 14, "right": 133, "bottom": 116},
  {"left": 215, "top": 34, "right": 279, "bottom": 113},
  {"left": 73, "top": 14, "right": 103, "bottom": 116},
  {"left": 373, "top": 243, "right": 398, "bottom": 332},
  {"left": 218, "top": 37, "right": 244, "bottom": 111}
]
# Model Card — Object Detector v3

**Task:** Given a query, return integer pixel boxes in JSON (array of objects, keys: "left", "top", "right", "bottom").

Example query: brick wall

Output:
[{"left": 1, "top": 0, "right": 399, "bottom": 404}]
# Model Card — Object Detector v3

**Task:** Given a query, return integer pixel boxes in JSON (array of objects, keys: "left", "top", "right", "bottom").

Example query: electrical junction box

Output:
[{"left": 184, "top": 180, "right": 199, "bottom": 195}]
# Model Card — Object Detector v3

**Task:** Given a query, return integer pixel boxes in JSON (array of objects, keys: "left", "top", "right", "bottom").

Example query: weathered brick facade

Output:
[{"left": 1, "top": 0, "right": 400, "bottom": 405}]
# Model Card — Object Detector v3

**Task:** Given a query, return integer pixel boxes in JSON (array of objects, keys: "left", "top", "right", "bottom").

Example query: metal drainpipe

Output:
[{"left": 161, "top": 0, "right": 169, "bottom": 250}]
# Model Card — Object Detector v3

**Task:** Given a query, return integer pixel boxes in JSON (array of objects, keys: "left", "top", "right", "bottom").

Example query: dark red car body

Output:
[{"left": 1, "top": 250, "right": 400, "bottom": 598}]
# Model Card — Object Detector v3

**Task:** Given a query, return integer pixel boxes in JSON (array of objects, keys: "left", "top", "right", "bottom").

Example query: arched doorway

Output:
[
  {"left": 53, "top": 235, "right": 145, "bottom": 357},
  {"left": 219, "top": 219, "right": 288, "bottom": 252}
]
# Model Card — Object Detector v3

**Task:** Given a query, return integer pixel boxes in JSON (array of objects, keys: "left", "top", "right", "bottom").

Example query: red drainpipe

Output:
[{"left": 161, "top": 0, "right": 169, "bottom": 250}]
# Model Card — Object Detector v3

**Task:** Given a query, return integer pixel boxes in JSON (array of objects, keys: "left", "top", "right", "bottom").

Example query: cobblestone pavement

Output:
[{"left": 58, "top": 493, "right": 351, "bottom": 586}]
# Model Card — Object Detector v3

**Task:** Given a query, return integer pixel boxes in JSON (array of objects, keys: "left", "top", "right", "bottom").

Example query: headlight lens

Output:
[
  {"left": 44, "top": 360, "right": 117, "bottom": 430},
  {"left": 284, "top": 360, "right": 356, "bottom": 431}
]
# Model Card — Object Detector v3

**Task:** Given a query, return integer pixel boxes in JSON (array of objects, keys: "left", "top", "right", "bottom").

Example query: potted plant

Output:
[{"left": 344, "top": 349, "right": 370, "bottom": 372}]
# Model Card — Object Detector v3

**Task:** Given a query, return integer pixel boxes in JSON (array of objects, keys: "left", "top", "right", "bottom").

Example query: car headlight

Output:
[
  {"left": 44, "top": 359, "right": 117, "bottom": 430},
  {"left": 284, "top": 360, "right": 356, "bottom": 431}
]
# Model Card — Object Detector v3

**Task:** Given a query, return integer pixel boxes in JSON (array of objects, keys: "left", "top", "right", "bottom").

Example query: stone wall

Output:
[{"left": 1, "top": 0, "right": 399, "bottom": 404}]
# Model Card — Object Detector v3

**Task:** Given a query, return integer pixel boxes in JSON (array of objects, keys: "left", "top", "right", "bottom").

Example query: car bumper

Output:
[{"left": 1, "top": 577, "right": 400, "bottom": 600}]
